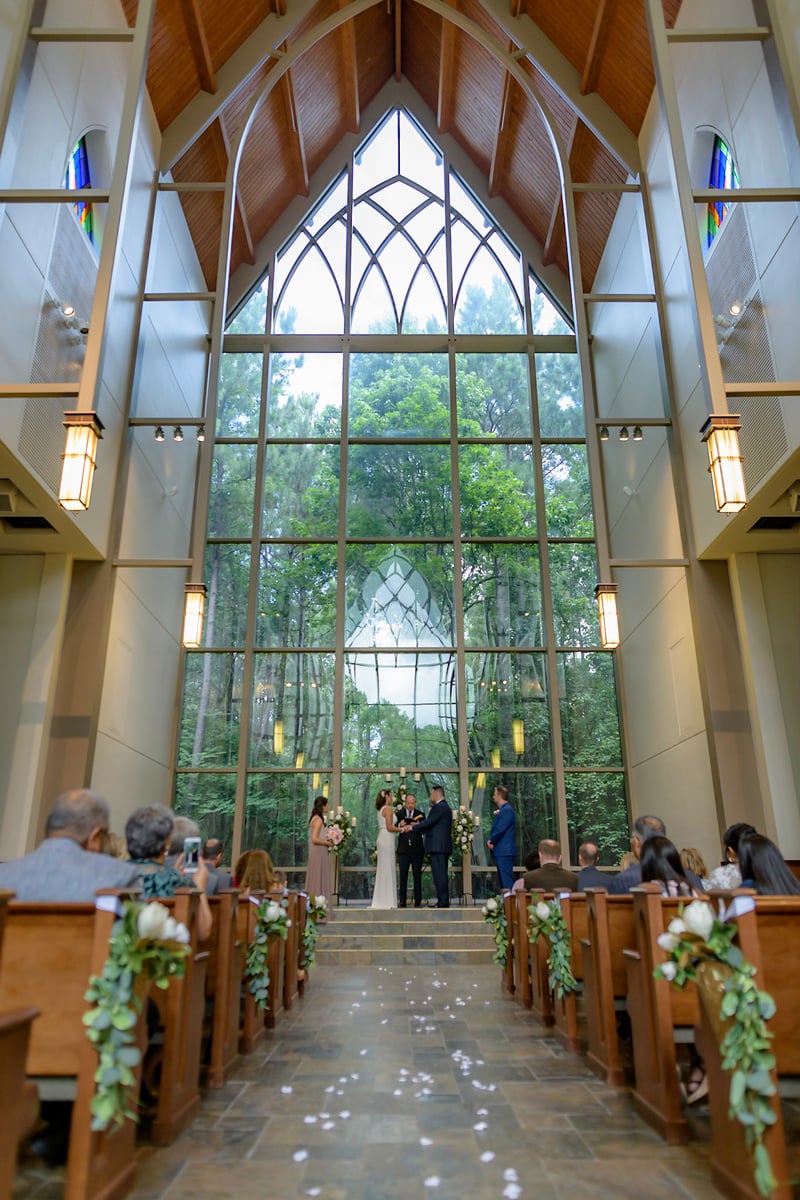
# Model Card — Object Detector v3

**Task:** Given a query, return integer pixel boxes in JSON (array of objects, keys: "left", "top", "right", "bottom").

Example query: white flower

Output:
[
  {"left": 172, "top": 922, "right": 190, "bottom": 944},
  {"left": 660, "top": 961, "right": 678, "bottom": 981},
  {"left": 265, "top": 901, "right": 283, "bottom": 923},
  {"left": 161, "top": 916, "right": 180, "bottom": 941},
  {"left": 657, "top": 932, "right": 678, "bottom": 953},
  {"left": 683, "top": 900, "right": 714, "bottom": 941},
  {"left": 484, "top": 898, "right": 498, "bottom": 914},
  {"left": 314, "top": 895, "right": 328, "bottom": 910},
  {"left": 535, "top": 901, "right": 551, "bottom": 922},
  {"left": 137, "top": 901, "right": 170, "bottom": 940},
  {"left": 668, "top": 917, "right": 686, "bottom": 936}
]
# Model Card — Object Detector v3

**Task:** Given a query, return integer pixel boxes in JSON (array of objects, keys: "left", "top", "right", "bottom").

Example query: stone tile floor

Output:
[{"left": 14, "top": 963, "right": 744, "bottom": 1199}]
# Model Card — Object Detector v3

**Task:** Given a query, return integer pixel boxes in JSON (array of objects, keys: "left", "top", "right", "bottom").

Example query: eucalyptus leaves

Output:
[
  {"left": 655, "top": 899, "right": 777, "bottom": 1198},
  {"left": 245, "top": 896, "right": 291, "bottom": 1010},
  {"left": 302, "top": 894, "right": 329, "bottom": 973},
  {"left": 527, "top": 898, "right": 577, "bottom": 998},
  {"left": 83, "top": 900, "right": 190, "bottom": 1131},
  {"left": 481, "top": 895, "right": 509, "bottom": 967}
]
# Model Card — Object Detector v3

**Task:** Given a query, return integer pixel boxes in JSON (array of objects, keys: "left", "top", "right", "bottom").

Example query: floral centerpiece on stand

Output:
[
  {"left": 245, "top": 896, "right": 291, "bottom": 1011},
  {"left": 527, "top": 897, "right": 577, "bottom": 998},
  {"left": 302, "top": 894, "right": 329, "bottom": 973},
  {"left": 481, "top": 895, "right": 509, "bottom": 967},
  {"left": 453, "top": 806, "right": 479, "bottom": 854},
  {"left": 83, "top": 900, "right": 190, "bottom": 1131},
  {"left": 655, "top": 898, "right": 778, "bottom": 1198},
  {"left": 327, "top": 806, "right": 357, "bottom": 856}
]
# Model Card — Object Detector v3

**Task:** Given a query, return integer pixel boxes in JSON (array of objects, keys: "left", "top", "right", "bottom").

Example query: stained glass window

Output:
[
  {"left": 706, "top": 135, "right": 739, "bottom": 249},
  {"left": 65, "top": 137, "right": 94, "bottom": 244}
]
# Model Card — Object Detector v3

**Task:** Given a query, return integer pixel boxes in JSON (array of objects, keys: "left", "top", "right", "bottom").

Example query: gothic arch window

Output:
[
  {"left": 176, "top": 107, "right": 627, "bottom": 886},
  {"left": 65, "top": 136, "right": 95, "bottom": 244},
  {"left": 706, "top": 133, "right": 740, "bottom": 249}
]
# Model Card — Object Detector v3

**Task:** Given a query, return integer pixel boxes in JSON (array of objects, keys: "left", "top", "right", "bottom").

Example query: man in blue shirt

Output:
[{"left": 487, "top": 785, "right": 516, "bottom": 891}]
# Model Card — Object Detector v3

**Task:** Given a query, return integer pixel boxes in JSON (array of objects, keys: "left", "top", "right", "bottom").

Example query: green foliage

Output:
[
  {"left": 245, "top": 897, "right": 290, "bottom": 1011},
  {"left": 527, "top": 898, "right": 578, "bottom": 998},
  {"left": 481, "top": 896, "right": 509, "bottom": 967},
  {"left": 302, "top": 894, "right": 329, "bottom": 972}
]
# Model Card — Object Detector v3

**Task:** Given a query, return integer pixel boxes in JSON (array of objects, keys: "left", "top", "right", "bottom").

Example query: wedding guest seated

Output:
[
  {"left": 238, "top": 849, "right": 278, "bottom": 894},
  {"left": 705, "top": 822, "right": 757, "bottom": 891},
  {"left": 523, "top": 840, "right": 578, "bottom": 892},
  {"left": 512, "top": 850, "right": 540, "bottom": 892},
  {"left": 232, "top": 850, "right": 252, "bottom": 887},
  {"left": 640, "top": 836, "right": 702, "bottom": 897},
  {"left": 618, "top": 850, "right": 637, "bottom": 872},
  {"left": 576, "top": 841, "right": 608, "bottom": 891},
  {"left": 125, "top": 804, "right": 213, "bottom": 940},
  {"left": 737, "top": 832, "right": 800, "bottom": 896},
  {"left": 203, "top": 837, "right": 232, "bottom": 888},
  {"left": 0, "top": 788, "right": 139, "bottom": 900},
  {"left": 608, "top": 816, "right": 704, "bottom": 894},
  {"left": 679, "top": 847, "right": 708, "bottom": 881}
]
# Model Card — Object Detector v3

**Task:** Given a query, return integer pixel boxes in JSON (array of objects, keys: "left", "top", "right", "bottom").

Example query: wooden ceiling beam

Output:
[
  {"left": 488, "top": 69, "right": 513, "bottom": 197},
  {"left": 282, "top": 69, "right": 310, "bottom": 195},
  {"left": 437, "top": 5, "right": 457, "bottom": 134},
  {"left": 542, "top": 115, "right": 577, "bottom": 267},
  {"left": 338, "top": 0, "right": 360, "bottom": 133},
  {"left": 177, "top": 0, "right": 217, "bottom": 94},
  {"left": 215, "top": 116, "right": 256, "bottom": 266},
  {"left": 160, "top": 0, "right": 321, "bottom": 172},
  {"left": 581, "top": 0, "right": 616, "bottom": 95},
  {"left": 394, "top": 0, "right": 402, "bottom": 80},
  {"left": 475, "top": 0, "right": 640, "bottom": 174}
]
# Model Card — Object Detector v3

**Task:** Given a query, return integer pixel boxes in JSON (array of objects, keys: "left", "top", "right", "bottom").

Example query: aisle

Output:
[{"left": 123, "top": 963, "right": 720, "bottom": 1200}]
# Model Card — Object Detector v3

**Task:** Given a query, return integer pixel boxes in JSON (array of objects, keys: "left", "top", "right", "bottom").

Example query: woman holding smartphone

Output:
[{"left": 125, "top": 804, "right": 213, "bottom": 940}]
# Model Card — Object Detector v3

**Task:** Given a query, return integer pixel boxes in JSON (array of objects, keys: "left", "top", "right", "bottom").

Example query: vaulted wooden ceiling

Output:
[{"left": 123, "top": 0, "right": 681, "bottom": 296}]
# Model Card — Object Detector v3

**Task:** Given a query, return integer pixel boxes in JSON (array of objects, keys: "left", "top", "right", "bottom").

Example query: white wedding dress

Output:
[{"left": 371, "top": 813, "right": 397, "bottom": 909}]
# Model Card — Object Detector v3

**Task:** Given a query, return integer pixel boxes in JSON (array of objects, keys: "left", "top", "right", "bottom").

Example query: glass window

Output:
[
  {"left": 459, "top": 442, "right": 537, "bottom": 538},
  {"left": 535, "top": 353, "right": 583, "bottom": 438},
  {"left": 178, "top": 653, "right": 243, "bottom": 768},
  {"left": 202, "top": 543, "right": 251, "bottom": 647},
  {"left": 249, "top": 653, "right": 335, "bottom": 769},
  {"left": 262, "top": 444, "right": 339, "bottom": 538},
  {"left": 209, "top": 444, "right": 257, "bottom": 537},
  {"left": 217, "top": 353, "right": 263, "bottom": 438},
  {"left": 349, "top": 354, "right": 449, "bottom": 437},
  {"left": 706, "top": 135, "right": 740, "bottom": 249},
  {"left": 548, "top": 543, "right": 601, "bottom": 647},
  {"left": 456, "top": 353, "right": 531, "bottom": 438},
  {"left": 565, "top": 772, "right": 628, "bottom": 865},
  {"left": 542, "top": 443, "right": 594, "bottom": 537},
  {"left": 256, "top": 544, "right": 338, "bottom": 647},
  {"left": 462, "top": 544, "right": 543, "bottom": 648},
  {"left": 465, "top": 652, "right": 552, "bottom": 768},
  {"left": 65, "top": 137, "right": 94, "bottom": 244},
  {"left": 346, "top": 443, "right": 453, "bottom": 537},
  {"left": 345, "top": 545, "right": 455, "bottom": 648},
  {"left": 267, "top": 353, "right": 342, "bottom": 439},
  {"left": 557, "top": 652, "right": 623, "bottom": 767}
]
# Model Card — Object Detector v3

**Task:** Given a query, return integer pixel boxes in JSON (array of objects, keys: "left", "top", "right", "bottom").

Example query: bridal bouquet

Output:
[
  {"left": 327, "top": 806, "right": 356, "bottom": 856},
  {"left": 453, "top": 806, "right": 479, "bottom": 853}
]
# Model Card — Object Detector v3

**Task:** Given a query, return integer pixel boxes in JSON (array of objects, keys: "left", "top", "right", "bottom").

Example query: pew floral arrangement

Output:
[
  {"left": 481, "top": 895, "right": 509, "bottom": 967},
  {"left": 302, "top": 894, "right": 328, "bottom": 973},
  {"left": 452, "top": 807, "right": 479, "bottom": 853},
  {"left": 654, "top": 899, "right": 777, "bottom": 1198},
  {"left": 527, "top": 898, "right": 578, "bottom": 998},
  {"left": 83, "top": 900, "right": 190, "bottom": 1131},
  {"left": 245, "top": 897, "right": 291, "bottom": 1011},
  {"left": 327, "top": 807, "right": 357, "bottom": 856}
]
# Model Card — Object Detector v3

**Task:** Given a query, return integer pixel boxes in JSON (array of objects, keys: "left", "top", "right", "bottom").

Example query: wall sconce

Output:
[
  {"left": 273, "top": 719, "right": 284, "bottom": 755},
  {"left": 197, "top": 424, "right": 205, "bottom": 442},
  {"left": 618, "top": 426, "right": 629, "bottom": 442},
  {"left": 632, "top": 426, "right": 643, "bottom": 441},
  {"left": 701, "top": 414, "right": 747, "bottom": 513},
  {"left": 182, "top": 582, "right": 207, "bottom": 648},
  {"left": 174, "top": 425, "right": 184, "bottom": 442},
  {"left": 594, "top": 583, "right": 620, "bottom": 649},
  {"left": 58, "top": 411, "right": 104, "bottom": 510},
  {"left": 154, "top": 425, "right": 165, "bottom": 442},
  {"left": 490, "top": 747, "right": 501, "bottom": 768},
  {"left": 295, "top": 751, "right": 305, "bottom": 769},
  {"left": 599, "top": 426, "right": 609, "bottom": 441},
  {"left": 512, "top": 718, "right": 525, "bottom": 755}
]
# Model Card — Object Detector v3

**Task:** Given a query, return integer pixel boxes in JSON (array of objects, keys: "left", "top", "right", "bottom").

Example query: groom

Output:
[
  {"left": 396, "top": 792, "right": 425, "bottom": 908},
  {"left": 408, "top": 785, "right": 452, "bottom": 908}
]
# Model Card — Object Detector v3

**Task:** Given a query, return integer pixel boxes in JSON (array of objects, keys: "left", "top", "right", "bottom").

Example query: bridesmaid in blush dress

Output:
[{"left": 306, "top": 795, "right": 333, "bottom": 907}]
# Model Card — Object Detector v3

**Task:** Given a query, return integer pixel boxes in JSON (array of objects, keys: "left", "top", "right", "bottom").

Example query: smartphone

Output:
[{"left": 183, "top": 836, "right": 201, "bottom": 874}]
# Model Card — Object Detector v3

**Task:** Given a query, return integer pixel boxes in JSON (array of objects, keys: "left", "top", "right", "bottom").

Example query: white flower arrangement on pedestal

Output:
[{"left": 453, "top": 806, "right": 479, "bottom": 853}]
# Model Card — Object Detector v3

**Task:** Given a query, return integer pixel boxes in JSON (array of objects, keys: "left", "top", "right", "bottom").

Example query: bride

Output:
[{"left": 371, "top": 788, "right": 400, "bottom": 909}]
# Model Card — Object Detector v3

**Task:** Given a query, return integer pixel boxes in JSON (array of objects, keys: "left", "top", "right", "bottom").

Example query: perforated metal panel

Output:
[{"left": 705, "top": 204, "right": 787, "bottom": 491}]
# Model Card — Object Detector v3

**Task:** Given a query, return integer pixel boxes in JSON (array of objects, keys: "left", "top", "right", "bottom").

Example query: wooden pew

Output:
[
  {"left": 501, "top": 892, "right": 515, "bottom": 995},
  {"left": 527, "top": 890, "right": 555, "bottom": 1028},
  {"left": 204, "top": 890, "right": 243, "bottom": 1087},
  {"left": 143, "top": 890, "right": 208, "bottom": 1146},
  {"left": 552, "top": 891, "right": 588, "bottom": 1052},
  {"left": 697, "top": 894, "right": 800, "bottom": 1200},
  {"left": 237, "top": 893, "right": 267, "bottom": 1054},
  {"left": 295, "top": 891, "right": 308, "bottom": 995},
  {"left": 0, "top": 891, "right": 147, "bottom": 1200},
  {"left": 623, "top": 885, "right": 703, "bottom": 1144},
  {"left": 283, "top": 891, "right": 301, "bottom": 1011},
  {"left": 511, "top": 890, "right": 532, "bottom": 1009},
  {"left": 581, "top": 890, "right": 635, "bottom": 1086},
  {"left": 0, "top": 890, "right": 38, "bottom": 1200}
]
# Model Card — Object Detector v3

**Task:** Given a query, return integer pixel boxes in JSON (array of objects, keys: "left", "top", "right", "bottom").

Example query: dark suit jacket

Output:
[
  {"left": 576, "top": 865, "right": 609, "bottom": 891},
  {"left": 395, "top": 807, "right": 425, "bottom": 856},
  {"left": 414, "top": 799, "right": 453, "bottom": 856},
  {"left": 0, "top": 836, "right": 140, "bottom": 901},
  {"left": 489, "top": 803, "right": 516, "bottom": 859},
  {"left": 523, "top": 863, "right": 578, "bottom": 892}
]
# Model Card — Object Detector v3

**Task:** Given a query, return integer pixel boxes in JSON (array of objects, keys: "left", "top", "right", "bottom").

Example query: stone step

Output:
[
  {"left": 315, "top": 906, "right": 496, "bottom": 965},
  {"left": 315, "top": 947, "right": 495, "bottom": 965}
]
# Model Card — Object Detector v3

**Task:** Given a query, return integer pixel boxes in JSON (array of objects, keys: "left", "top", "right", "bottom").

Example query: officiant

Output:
[{"left": 396, "top": 791, "right": 426, "bottom": 908}]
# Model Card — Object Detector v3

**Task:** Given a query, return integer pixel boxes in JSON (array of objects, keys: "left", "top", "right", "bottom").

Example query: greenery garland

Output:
[
  {"left": 527, "top": 898, "right": 577, "bottom": 998},
  {"left": 302, "top": 894, "right": 329, "bottom": 972},
  {"left": 481, "top": 895, "right": 509, "bottom": 967},
  {"left": 83, "top": 901, "right": 190, "bottom": 1132},
  {"left": 245, "top": 897, "right": 290, "bottom": 1011},
  {"left": 655, "top": 899, "right": 777, "bottom": 1198}
]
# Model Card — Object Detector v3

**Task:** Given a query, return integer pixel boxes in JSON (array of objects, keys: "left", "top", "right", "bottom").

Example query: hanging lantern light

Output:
[
  {"left": 58, "top": 411, "right": 104, "bottom": 510},
  {"left": 273, "top": 719, "right": 284, "bottom": 755},
  {"left": 512, "top": 718, "right": 525, "bottom": 755},
  {"left": 701, "top": 414, "right": 747, "bottom": 513},
  {"left": 182, "top": 583, "right": 207, "bottom": 648},
  {"left": 490, "top": 747, "right": 501, "bottom": 769},
  {"left": 595, "top": 583, "right": 620, "bottom": 650}
]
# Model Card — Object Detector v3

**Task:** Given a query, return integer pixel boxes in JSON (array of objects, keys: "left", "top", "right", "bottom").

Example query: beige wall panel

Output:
[
  {"left": 763, "top": 222, "right": 800, "bottom": 404},
  {"left": 607, "top": 438, "right": 683, "bottom": 562},
  {"left": 0, "top": 215, "right": 44, "bottom": 388},
  {"left": 118, "top": 435, "right": 195, "bottom": 562},
  {"left": 93, "top": 732, "right": 174, "bottom": 833},
  {"left": 758, "top": 555, "right": 800, "bottom": 836},
  {"left": 628, "top": 731, "right": 719, "bottom": 867}
]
